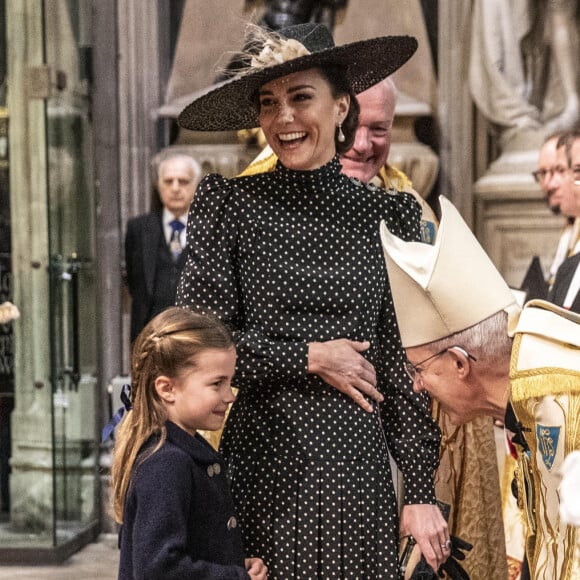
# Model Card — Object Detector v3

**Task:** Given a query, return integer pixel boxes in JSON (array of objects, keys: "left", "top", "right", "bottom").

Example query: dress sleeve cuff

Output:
[
  {"left": 234, "top": 332, "right": 310, "bottom": 388},
  {"left": 269, "top": 340, "right": 310, "bottom": 383},
  {"left": 402, "top": 473, "right": 437, "bottom": 505}
]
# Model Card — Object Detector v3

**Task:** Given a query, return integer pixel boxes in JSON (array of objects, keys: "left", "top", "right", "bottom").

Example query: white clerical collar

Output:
[{"left": 563, "top": 260, "right": 580, "bottom": 310}]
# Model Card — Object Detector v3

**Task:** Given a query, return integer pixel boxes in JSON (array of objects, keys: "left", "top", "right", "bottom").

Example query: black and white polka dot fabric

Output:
[{"left": 176, "top": 157, "right": 441, "bottom": 579}]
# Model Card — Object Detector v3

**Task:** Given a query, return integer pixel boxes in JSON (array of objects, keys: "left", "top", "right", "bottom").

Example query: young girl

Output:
[{"left": 111, "top": 306, "right": 267, "bottom": 579}]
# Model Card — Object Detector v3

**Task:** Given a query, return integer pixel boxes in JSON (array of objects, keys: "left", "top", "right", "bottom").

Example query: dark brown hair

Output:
[
  {"left": 252, "top": 65, "right": 360, "bottom": 155},
  {"left": 318, "top": 65, "right": 360, "bottom": 154}
]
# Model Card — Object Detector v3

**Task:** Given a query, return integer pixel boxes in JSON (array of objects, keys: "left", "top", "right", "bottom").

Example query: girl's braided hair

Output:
[{"left": 111, "top": 306, "right": 233, "bottom": 523}]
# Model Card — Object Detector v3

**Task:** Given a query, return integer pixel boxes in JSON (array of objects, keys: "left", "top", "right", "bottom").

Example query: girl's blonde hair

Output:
[{"left": 111, "top": 306, "right": 234, "bottom": 523}]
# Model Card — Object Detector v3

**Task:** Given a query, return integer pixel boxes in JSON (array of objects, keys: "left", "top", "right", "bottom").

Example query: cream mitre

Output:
[{"left": 380, "top": 196, "right": 518, "bottom": 347}]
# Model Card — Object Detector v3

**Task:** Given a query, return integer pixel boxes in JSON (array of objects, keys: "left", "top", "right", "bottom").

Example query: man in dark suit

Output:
[
  {"left": 548, "top": 130, "right": 580, "bottom": 313},
  {"left": 125, "top": 152, "right": 200, "bottom": 342},
  {"left": 545, "top": 130, "right": 580, "bottom": 275},
  {"left": 549, "top": 252, "right": 580, "bottom": 312}
]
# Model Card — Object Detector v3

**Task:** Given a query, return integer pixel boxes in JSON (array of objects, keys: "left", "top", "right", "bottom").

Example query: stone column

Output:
[
  {"left": 93, "top": 0, "right": 123, "bottom": 534},
  {"left": 116, "top": 0, "right": 163, "bottom": 369},
  {"left": 94, "top": 0, "right": 163, "bottom": 531},
  {"left": 118, "top": 0, "right": 162, "bottom": 219},
  {"left": 437, "top": 0, "right": 474, "bottom": 226},
  {"left": 7, "top": 0, "right": 53, "bottom": 533}
]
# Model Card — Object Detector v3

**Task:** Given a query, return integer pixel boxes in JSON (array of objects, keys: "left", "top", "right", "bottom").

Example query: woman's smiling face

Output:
[{"left": 258, "top": 68, "right": 349, "bottom": 171}]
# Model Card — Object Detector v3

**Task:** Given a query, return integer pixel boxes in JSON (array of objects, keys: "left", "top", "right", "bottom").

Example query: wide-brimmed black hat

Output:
[{"left": 178, "top": 23, "right": 418, "bottom": 132}]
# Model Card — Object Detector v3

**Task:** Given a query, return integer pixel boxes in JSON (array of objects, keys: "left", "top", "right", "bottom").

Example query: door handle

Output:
[{"left": 63, "top": 254, "right": 81, "bottom": 390}]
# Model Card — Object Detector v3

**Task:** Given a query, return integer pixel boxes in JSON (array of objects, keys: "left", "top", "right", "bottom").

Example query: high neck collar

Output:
[{"left": 274, "top": 156, "right": 343, "bottom": 187}]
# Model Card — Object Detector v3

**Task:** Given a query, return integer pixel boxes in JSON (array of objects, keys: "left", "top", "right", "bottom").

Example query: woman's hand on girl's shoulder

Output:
[{"left": 245, "top": 557, "right": 268, "bottom": 579}]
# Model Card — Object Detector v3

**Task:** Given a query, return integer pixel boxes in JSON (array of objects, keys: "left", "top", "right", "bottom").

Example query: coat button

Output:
[
  {"left": 227, "top": 516, "right": 238, "bottom": 530},
  {"left": 207, "top": 465, "right": 214, "bottom": 477},
  {"left": 212, "top": 463, "right": 221, "bottom": 475}
]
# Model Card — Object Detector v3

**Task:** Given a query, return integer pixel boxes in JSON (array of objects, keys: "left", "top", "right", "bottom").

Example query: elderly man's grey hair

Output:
[
  {"left": 151, "top": 151, "right": 201, "bottom": 185},
  {"left": 423, "top": 310, "right": 513, "bottom": 365}
]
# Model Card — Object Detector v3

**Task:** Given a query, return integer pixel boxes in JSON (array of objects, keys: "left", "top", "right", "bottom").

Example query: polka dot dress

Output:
[{"left": 176, "top": 157, "right": 441, "bottom": 579}]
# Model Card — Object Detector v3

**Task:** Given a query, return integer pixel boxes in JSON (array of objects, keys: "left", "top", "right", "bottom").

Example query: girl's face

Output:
[
  {"left": 158, "top": 347, "right": 237, "bottom": 436},
  {"left": 258, "top": 68, "right": 349, "bottom": 171}
]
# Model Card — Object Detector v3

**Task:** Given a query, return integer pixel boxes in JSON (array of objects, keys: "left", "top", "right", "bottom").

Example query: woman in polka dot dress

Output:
[{"left": 176, "top": 22, "right": 448, "bottom": 579}]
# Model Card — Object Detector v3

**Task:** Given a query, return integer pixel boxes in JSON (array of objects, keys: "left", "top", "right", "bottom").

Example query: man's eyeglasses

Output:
[
  {"left": 532, "top": 166, "right": 580, "bottom": 185},
  {"left": 532, "top": 166, "right": 567, "bottom": 183},
  {"left": 403, "top": 346, "right": 477, "bottom": 382}
]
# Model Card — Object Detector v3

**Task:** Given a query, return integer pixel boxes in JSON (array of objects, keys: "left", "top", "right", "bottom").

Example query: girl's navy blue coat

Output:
[{"left": 118, "top": 420, "right": 250, "bottom": 579}]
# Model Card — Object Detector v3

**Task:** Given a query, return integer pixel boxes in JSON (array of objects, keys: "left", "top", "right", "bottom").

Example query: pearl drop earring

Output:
[{"left": 337, "top": 122, "right": 345, "bottom": 143}]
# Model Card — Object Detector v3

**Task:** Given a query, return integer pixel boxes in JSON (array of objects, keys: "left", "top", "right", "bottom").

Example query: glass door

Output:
[{"left": 44, "top": 0, "right": 99, "bottom": 546}]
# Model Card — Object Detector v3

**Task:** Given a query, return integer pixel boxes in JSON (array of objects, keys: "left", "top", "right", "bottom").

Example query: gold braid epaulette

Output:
[
  {"left": 237, "top": 149, "right": 277, "bottom": 176},
  {"left": 510, "top": 372, "right": 580, "bottom": 401},
  {"left": 237, "top": 148, "right": 414, "bottom": 194},
  {"left": 378, "top": 164, "right": 413, "bottom": 192},
  {"left": 509, "top": 334, "right": 580, "bottom": 401}
]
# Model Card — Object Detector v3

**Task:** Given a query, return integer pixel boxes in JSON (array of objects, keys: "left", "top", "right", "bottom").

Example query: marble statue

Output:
[
  {"left": 251, "top": 0, "right": 348, "bottom": 32},
  {"left": 470, "top": 0, "right": 579, "bottom": 150}
]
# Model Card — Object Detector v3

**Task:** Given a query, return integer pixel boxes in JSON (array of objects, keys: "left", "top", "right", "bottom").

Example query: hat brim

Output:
[{"left": 178, "top": 35, "right": 418, "bottom": 132}]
